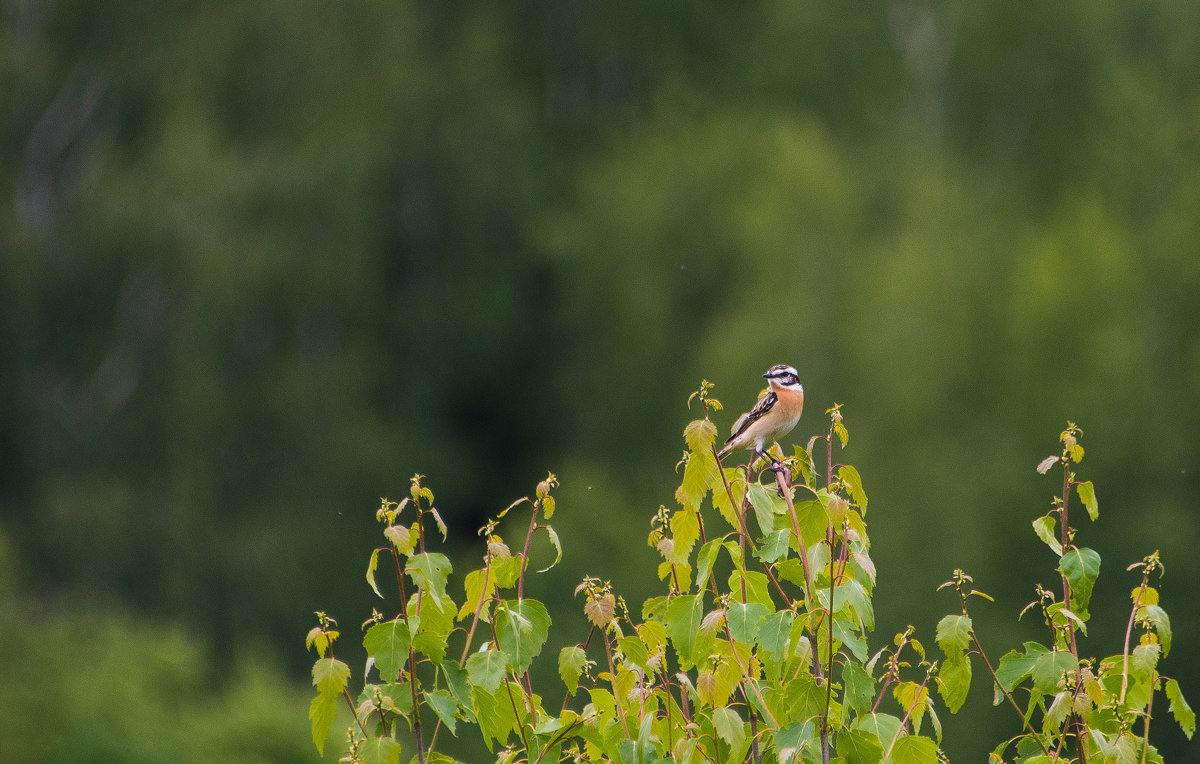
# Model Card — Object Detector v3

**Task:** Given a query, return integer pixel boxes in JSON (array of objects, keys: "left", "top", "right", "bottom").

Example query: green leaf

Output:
[
  {"left": 617, "top": 634, "right": 650, "bottom": 671},
  {"left": 712, "top": 706, "right": 746, "bottom": 752},
  {"left": 426, "top": 688, "right": 460, "bottom": 735},
  {"left": 357, "top": 737, "right": 402, "bottom": 764},
  {"left": 558, "top": 645, "right": 587, "bottom": 695},
  {"left": 472, "top": 684, "right": 518, "bottom": 752},
  {"left": 1032, "top": 515, "right": 1063, "bottom": 556},
  {"left": 842, "top": 661, "right": 876, "bottom": 718},
  {"left": 442, "top": 662, "right": 473, "bottom": 710},
  {"left": 410, "top": 591, "right": 455, "bottom": 665},
  {"left": 367, "top": 547, "right": 385, "bottom": 598},
  {"left": 756, "top": 528, "right": 790, "bottom": 564},
  {"left": 747, "top": 482, "right": 783, "bottom": 535},
  {"left": 312, "top": 656, "right": 351, "bottom": 696},
  {"left": 363, "top": 620, "right": 412, "bottom": 681},
  {"left": 935, "top": 614, "right": 972, "bottom": 656},
  {"left": 491, "top": 554, "right": 523, "bottom": 589},
  {"left": 726, "top": 602, "right": 769, "bottom": 646},
  {"left": 665, "top": 593, "right": 705, "bottom": 668},
  {"left": 308, "top": 691, "right": 339, "bottom": 755},
  {"left": 1042, "top": 690, "right": 1070, "bottom": 734},
  {"left": 772, "top": 720, "right": 816, "bottom": 763},
  {"left": 712, "top": 471, "right": 742, "bottom": 529},
  {"left": 838, "top": 464, "right": 868, "bottom": 513},
  {"left": 756, "top": 610, "right": 795, "bottom": 660},
  {"left": 890, "top": 734, "right": 939, "bottom": 764},
  {"left": 494, "top": 599, "right": 551, "bottom": 675},
  {"left": 1030, "top": 649, "right": 1077, "bottom": 694},
  {"left": 466, "top": 649, "right": 507, "bottom": 693},
  {"left": 851, "top": 714, "right": 901, "bottom": 749},
  {"left": 684, "top": 417, "right": 717, "bottom": 453},
  {"left": 995, "top": 642, "right": 1048, "bottom": 695},
  {"left": 1058, "top": 547, "right": 1101, "bottom": 620},
  {"left": 406, "top": 552, "right": 453, "bottom": 611},
  {"left": 836, "top": 726, "right": 883, "bottom": 764},
  {"left": 1075, "top": 480, "right": 1098, "bottom": 521},
  {"left": 1165, "top": 678, "right": 1195, "bottom": 739},
  {"left": 938, "top": 653, "right": 972, "bottom": 714},
  {"left": 1141, "top": 604, "right": 1172, "bottom": 655},
  {"left": 793, "top": 499, "right": 830, "bottom": 548}
]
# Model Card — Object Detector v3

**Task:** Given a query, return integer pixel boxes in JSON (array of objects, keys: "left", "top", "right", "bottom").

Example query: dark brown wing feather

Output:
[{"left": 724, "top": 391, "right": 777, "bottom": 445}]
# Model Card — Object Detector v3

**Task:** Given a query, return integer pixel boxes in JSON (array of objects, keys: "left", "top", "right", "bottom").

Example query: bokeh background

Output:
[{"left": 3, "top": 2, "right": 1198, "bottom": 761}]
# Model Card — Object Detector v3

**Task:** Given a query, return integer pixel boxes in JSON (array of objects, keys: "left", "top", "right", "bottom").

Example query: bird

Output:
[{"left": 717, "top": 364, "right": 804, "bottom": 466}]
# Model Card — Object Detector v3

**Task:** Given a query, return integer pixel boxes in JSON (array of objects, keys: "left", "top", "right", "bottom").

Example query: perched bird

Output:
[{"left": 717, "top": 364, "right": 804, "bottom": 464}]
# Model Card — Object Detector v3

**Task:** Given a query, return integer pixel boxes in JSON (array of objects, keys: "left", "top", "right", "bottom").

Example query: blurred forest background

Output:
[{"left": 3, "top": 2, "right": 1199, "bottom": 761}]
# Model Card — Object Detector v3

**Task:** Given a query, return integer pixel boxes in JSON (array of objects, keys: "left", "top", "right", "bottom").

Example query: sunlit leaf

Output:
[
  {"left": 1140, "top": 604, "right": 1172, "bottom": 655},
  {"left": 671, "top": 507, "right": 701, "bottom": 562},
  {"left": 665, "top": 593, "right": 704, "bottom": 668},
  {"left": 1036, "top": 455, "right": 1059, "bottom": 474},
  {"left": 838, "top": 464, "right": 868, "bottom": 513},
  {"left": 308, "top": 691, "right": 339, "bottom": 755},
  {"left": 891, "top": 733, "right": 938, "bottom": 764},
  {"left": 842, "top": 661, "right": 876, "bottom": 718},
  {"left": 684, "top": 418, "right": 717, "bottom": 453},
  {"left": 366, "top": 548, "right": 385, "bottom": 599},
  {"left": 410, "top": 590, "right": 455, "bottom": 665},
  {"left": 694, "top": 538, "right": 722, "bottom": 593},
  {"left": 357, "top": 737, "right": 402, "bottom": 764},
  {"left": 557, "top": 645, "right": 587, "bottom": 695},
  {"left": 1075, "top": 480, "right": 1098, "bottom": 521}
]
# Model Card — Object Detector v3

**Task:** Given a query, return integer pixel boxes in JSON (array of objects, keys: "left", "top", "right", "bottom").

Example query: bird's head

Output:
[{"left": 764, "top": 364, "right": 803, "bottom": 391}]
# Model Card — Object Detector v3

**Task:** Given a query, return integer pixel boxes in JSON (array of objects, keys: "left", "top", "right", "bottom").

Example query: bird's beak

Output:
[{"left": 762, "top": 372, "right": 771, "bottom": 378}]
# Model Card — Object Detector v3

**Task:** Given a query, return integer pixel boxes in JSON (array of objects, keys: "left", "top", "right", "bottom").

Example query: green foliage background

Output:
[{"left": 2, "top": 2, "right": 1197, "bottom": 760}]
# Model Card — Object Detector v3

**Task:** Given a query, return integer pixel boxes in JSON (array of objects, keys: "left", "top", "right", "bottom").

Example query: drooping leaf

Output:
[
  {"left": 665, "top": 594, "right": 705, "bottom": 668},
  {"left": 537, "top": 525, "right": 562, "bottom": 573},
  {"left": 308, "top": 691, "right": 339, "bottom": 755},
  {"left": 466, "top": 649, "right": 507, "bottom": 693},
  {"left": 1058, "top": 547, "right": 1101, "bottom": 620},
  {"left": 410, "top": 590, "right": 455, "bottom": 665},
  {"left": 1036, "top": 455, "right": 1059, "bottom": 474},
  {"left": 558, "top": 646, "right": 587, "bottom": 695},
  {"left": 694, "top": 538, "right": 722, "bottom": 593},
  {"left": 363, "top": 620, "right": 411, "bottom": 681},
  {"left": 1032, "top": 515, "right": 1063, "bottom": 556},
  {"left": 384, "top": 523, "right": 417, "bottom": 555},
  {"left": 494, "top": 599, "right": 551, "bottom": 675},
  {"left": 405, "top": 552, "right": 453, "bottom": 611},
  {"left": 747, "top": 482, "right": 782, "bottom": 535},
  {"left": 366, "top": 547, "right": 385, "bottom": 599},
  {"left": 677, "top": 448, "right": 718, "bottom": 511},
  {"left": 472, "top": 684, "right": 518, "bottom": 752},
  {"left": 938, "top": 653, "right": 972, "bottom": 714},
  {"left": 1075, "top": 480, "right": 1098, "bottom": 521},
  {"left": 1166, "top": 678, "right": 1195, "bottom": 739},
  {"left": 425, "top": 688, "right": 460, "bottom": 735}
]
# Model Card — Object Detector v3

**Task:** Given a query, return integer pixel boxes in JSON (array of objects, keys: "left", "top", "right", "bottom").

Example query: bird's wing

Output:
[{"left": 725, "top": 390, "right": 777, "bottom": 444}]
